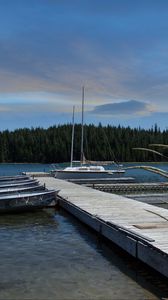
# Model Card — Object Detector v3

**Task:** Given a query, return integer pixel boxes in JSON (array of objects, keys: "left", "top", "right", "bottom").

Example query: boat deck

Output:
[{"left": 35, "top": 176, "right": 168, "bottom": 278}]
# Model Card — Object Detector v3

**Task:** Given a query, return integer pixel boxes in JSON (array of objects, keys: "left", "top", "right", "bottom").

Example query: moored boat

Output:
[
  {"left": 54, "top": 165, "right": 125, "bottom": 180},
  {"left": 0, "top": 175, "right": 30, "bottom": 182},
  {"left": 0, "top": 185, "right": 44, "bottom": 196},
  {"left": 0, "top": 178, "right": 38, "bottom": 186},
  {"left": 53, "top": 87, "right": 125, "bottom": 180},
  {"left": 0, "top": 180, "right": 39, "bottom": 189},
  {"left": 0, "top": 190, "right": 58, "bottom": 213}
]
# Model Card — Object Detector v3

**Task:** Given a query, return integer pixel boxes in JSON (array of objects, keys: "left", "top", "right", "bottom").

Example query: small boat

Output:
[
  {"left": 0, "top": 180, "right": 39, "bottom": 189},
  {"left": 0, "top": 175, "right": 30, "bottom": 182},
  {"left": 0, "top": 178, "right": 38, "bottom": 186},
  {"left": 0, "top": 190, "right": 58, "bottom": 213},
  {"left": 0, "top": 185, "right": 44, "bottom": 196}
]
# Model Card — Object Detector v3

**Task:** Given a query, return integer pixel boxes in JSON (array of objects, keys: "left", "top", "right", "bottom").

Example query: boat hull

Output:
[
  {"left": 54, "top": 169, "right": 125, "bottom": 180},
  {"left": 0, "top": 175, "right": 30, "bottom": 182},
  {"left": 0, "top": 191, "right": 57, "bottom": 213},
  {"left": 0, "top": 185, "right": 44, "bottom": 196},
  {"left": 0, "top": 181, "right": 39, "bottom": 189}
]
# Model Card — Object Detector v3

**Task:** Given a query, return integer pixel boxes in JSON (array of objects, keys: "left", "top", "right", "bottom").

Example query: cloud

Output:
[
  {"left": 0, "top": 0, "right": 168, "bottom": 106},
  {"left": 0, "top": 105, "right": 11, "bottom": 112},
  {"left": 1, "top": 1, "right": 168, "bottom": 129},
  {"left": 90, "top": 100, "right": 156, "bottom": 117}
]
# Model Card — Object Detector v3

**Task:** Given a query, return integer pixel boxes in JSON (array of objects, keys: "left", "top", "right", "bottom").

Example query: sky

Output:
[{"left": 0, "top": 0, "right": 168, "bottom": 131}]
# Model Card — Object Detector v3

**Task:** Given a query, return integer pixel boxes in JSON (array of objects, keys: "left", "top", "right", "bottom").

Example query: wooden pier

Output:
[
  {"left": 67, "top": 177, "right": 135, "bottom": 184},
  {"left": 91, "top": 182, "right": 168, "bottom": 193},
  {"left": 125, "top": 193, "right": 168, "bottom": 205},
  {"left": 30, "top": 174, "right": 168, "bottom": 278}
]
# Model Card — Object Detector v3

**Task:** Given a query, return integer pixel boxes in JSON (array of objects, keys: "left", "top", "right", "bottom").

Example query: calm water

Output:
[
  {"left": 0, "top": 163, "right": 51, "bottom": 176},
  {"left": 0, "top": 210, "right": 168, "bottom": 300},
  {"left": 0, "top": 163, "right": 168, "bottom": 299},
  {"left": 0, "top": 162, "right": 168, "bottom": 182}
]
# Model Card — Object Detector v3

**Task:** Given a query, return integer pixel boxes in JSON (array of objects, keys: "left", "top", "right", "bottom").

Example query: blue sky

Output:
[{"left": 0, "top": 0, "right": 168, "bottom": 130}]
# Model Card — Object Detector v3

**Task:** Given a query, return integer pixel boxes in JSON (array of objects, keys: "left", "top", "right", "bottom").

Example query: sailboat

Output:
[{"left": 54, "top": 87, "right": 125, "bottom": 179}]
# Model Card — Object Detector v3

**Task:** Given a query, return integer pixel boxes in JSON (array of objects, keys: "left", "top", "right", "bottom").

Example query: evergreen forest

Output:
[{"left": 0, "top": 124, "right": 168, "bottom": 163}]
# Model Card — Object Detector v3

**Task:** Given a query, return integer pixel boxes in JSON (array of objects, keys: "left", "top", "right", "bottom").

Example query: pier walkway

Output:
[
  {"left": 35, "top": 175, "right": 168, "bottom": 278},
  {"left": 92, "top": 182, "right": 168, "bottom": 193}
]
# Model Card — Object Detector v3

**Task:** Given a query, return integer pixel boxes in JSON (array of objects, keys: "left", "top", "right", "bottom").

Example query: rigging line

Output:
[{"left": 99, "top": 126, "right": 119, "bottom": 164}]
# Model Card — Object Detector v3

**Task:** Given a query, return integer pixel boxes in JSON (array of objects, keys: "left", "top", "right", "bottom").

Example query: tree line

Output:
[{"left": 0, "top": 123, "right": 168, "bottom": 163}]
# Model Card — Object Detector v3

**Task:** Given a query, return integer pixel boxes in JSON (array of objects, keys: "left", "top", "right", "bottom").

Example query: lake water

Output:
[
  {"left": 0, "top": 163, "right": 168, "bottom": 299},
  {"left": 1, "top": 161, "right": 168, "bottom": 182}
]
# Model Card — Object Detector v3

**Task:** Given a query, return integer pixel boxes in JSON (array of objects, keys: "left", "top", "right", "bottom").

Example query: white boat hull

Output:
[{"left": 54, "top": 169, "right": 125, "bottom": 180}]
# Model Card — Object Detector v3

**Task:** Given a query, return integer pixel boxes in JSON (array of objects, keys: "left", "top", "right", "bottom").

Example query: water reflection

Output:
[
  {"left": 0, "top": 208, "right": 167, "bottom": 300},
  {"left": 60, "top": 209, "right": 168, "bottom": 299}
]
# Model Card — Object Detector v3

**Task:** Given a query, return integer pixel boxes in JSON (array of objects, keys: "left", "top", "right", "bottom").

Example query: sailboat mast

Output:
[
  {"left": 80, "top": 86, "right": 84, "bottom": 165},
  {"left": 70, "top": 106, "right": 75, "bottom": 167}
]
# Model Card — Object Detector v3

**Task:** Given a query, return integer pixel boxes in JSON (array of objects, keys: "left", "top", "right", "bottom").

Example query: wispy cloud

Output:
[
  {"left": 0, "top": 0, "right": 168, "bottom": 100},
  {"left": 0, "top": 0, "right": 168, "bottom": 129},
  {"left": 90, "top": 100, "right": 156, "bottom": 117}
]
